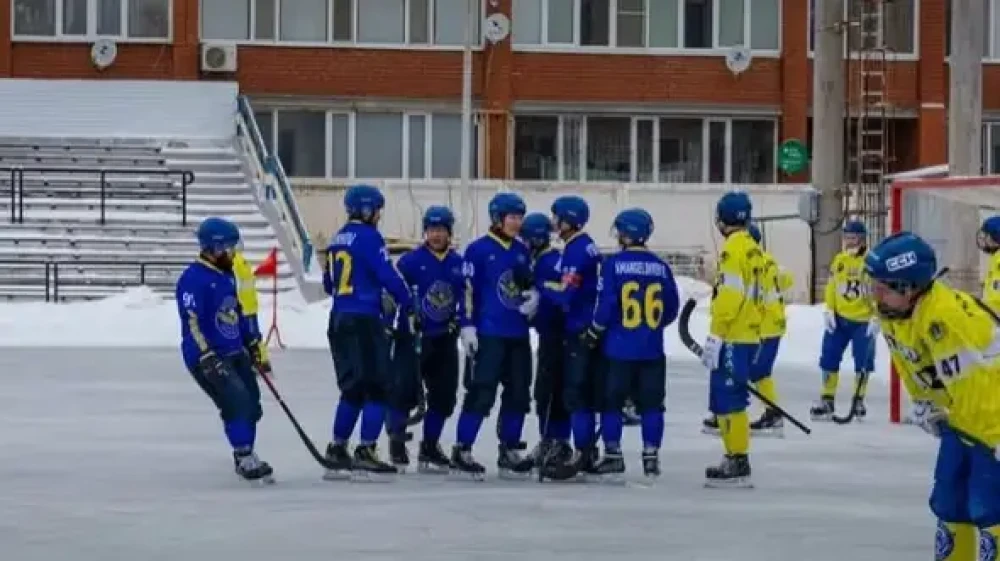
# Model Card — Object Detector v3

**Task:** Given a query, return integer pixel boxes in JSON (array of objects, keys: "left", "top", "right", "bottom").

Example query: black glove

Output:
[
  {"left": 580, "top": 325, "right": 602, "bottom": 349},
  {"left": 197, "top": 351, "right": 231, "bottom": 379},
  {"left": 246, "top": 338, "right": 272, "bottom": 375}
]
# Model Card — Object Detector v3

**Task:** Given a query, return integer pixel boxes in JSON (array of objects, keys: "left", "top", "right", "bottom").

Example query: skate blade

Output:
[
  {"left": 393, "top": 463, "right": 409, "bottom": 474},
  {"left": 597, "top": 472, "right": 627, "bottom": 485},
  {"left": 417, "top": 462, "right": 450, "bottom": 474},
  {"left": 350, "top": 470, "right": 397, "bottom": 483},
  {"left": 701, "top": 427, "right": 721, "bottom": 436},
  {"left": 497, "top": 468, "right": 532, "bottom": 480},
  {"left": 704, "top": 477, "right": 754, "bottom": 489},
  {"left": 448, "top": 469, "right": 486, "bottom": 482},
  {"left": 244, "top": 475, "right": 276, "bottom": 486},
  {"left": 750, "top": 428, "right": 785, "bottom": 438},
  {"left": 322, "top": 469, "right": 352, "bottom": 481},
  {"left": 810, "top": 415, "right": 833, "bottom": 422}
]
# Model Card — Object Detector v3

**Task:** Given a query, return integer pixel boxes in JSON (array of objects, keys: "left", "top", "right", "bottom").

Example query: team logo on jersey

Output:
[
  {"left": 496, "top": 269, "right": 523, "bottom": 310},
  {"left": 982, "top": 533, "right": 998, "bottom": 561},
  {"left": 215, "top": 296, "right": 241, "bottom": 340},
  {"left": 423, "top": 281, "right": 455, "bottom": 322},
  {"left": 935, "top": 521, "right": 954, "bottom": 561},
  {"left": 929, "top": 321, "right": 946, "bottom": 341}
]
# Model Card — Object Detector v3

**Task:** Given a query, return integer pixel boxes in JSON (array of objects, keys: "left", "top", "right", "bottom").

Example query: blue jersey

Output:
[
  {"left": 462, "top": 232, "right": 533, "bottom": 338},
  {"left": 593, "top": 248, "right": 680, "bottom": 361},
  {"left": 531, "top": 246, "right": 563, "bottom": 336},
  {"left": 550, "top": 231, "right": 601, "bottom": 335},
  {"left": 175, "top": 259, "right": 248, "bottom": 369},
  {"left": 397, "top": 245, "right": 466, "bottom": 337},
  {"left": 323, "top": 221, "right": 411, "bottom": 318}
]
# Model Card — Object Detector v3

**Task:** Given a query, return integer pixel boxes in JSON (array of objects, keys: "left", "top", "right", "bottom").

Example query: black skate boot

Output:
[
  {"left": 569, "top": 444, "right": 601, "bottom": 480},
  {"left": 750, "top": 408, "right": 785, "bottom": 438},
  {"left": 417, "top": 440, "right": 451, "bottom": 474},
  {"left": 810, "top": 397, "right": 835, "bottom": 421},
  {"left": 233, "top": 448, "right": 275, "bottom": 485},
  {"left": 497, "top": 442, "right": 534, "bottom": 479},
  {"left": 538, "top": 441, "right": 578, "bottom": 481},
  {"left": 593, "top": 449, "right": 626, "bottom": 483},
  {"left": 449, "top": 444, "right": 486, "bottom": 480},
  {"left": 322, "top": 441, "right": 353, "bottom": 480},
  {"left": 852, "top": 397, "right": 867, "bottom": 420},
  {"left": 705, "top": 454, "right": 753, "bottom": 489},
  {"left": 702, "top": 413, "right": 721, "bottom": 435},
  {"left": 641, "top": 447, "right": 660, "bottom": 478},
  {"left": 352, "top": 443, "right": 397, "bottom": 481},
  {"left": 389, "top": 434, "right": 410, "bottom": 473}
]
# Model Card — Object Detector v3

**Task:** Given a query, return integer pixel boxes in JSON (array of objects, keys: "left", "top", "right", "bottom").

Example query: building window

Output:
[
  {"left": 513, "top": 114, "right": 776, "bottom": 183},
  {"left": 985, "top": 123, "right": 1000, "bottom": 174},
  {"left": 13, "top": 0, "right": 170, "bottom": 39},
  {"left": 276, "top": 110, "right": 327, "bottom": 178},
  {"left": 808, "top": 0, "right": 916, "bottom": 56},
  {"left": 512, "top": 0, "right": 780, "bottom": 51}
]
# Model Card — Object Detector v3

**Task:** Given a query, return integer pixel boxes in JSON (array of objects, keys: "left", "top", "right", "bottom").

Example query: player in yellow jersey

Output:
[
  {"left": 233, "top": 250, "right": 272, "bottom": 375},
  {"left": 976, "top": 216, "right": 1000, "bottom": 313},
  {"left": 700, "top": 191, "right": 763, "bottom": 488},
  {"left": 811, "top": 220, "right": 877, "bottom": 421},
  {"left": 865, "top": 231, "right": 1000, "bottom": 561}
]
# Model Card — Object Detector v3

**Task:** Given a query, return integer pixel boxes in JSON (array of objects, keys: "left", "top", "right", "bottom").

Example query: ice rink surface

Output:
[{"left": 0, "top": 348, "right": 935, "bottom": 561}]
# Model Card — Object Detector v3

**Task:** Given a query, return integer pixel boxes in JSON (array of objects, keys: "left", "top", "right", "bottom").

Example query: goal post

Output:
[{"left": 887, "top": 175, "right": 1000, "bottom": 422}]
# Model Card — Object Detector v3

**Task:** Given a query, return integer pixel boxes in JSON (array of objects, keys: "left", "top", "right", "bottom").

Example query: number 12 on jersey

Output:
[
  {"left": 621, "top": 281, "right": 664, "bottom": 329},
  {"left": 328, "top": 250, "right": 354, "bottom": 296}
]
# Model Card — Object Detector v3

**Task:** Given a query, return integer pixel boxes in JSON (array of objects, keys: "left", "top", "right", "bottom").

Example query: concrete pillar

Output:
[
  {"left": 810, "top": 0, "right": 846, "bottom": 301},
  {"left": 948, "top": 0, "right": 985, "bottom": 175}
]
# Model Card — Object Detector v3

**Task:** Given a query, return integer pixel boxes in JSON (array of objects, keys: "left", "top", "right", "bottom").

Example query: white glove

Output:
[
  {"left": 866, "top": 317, "right": 880, "bottom": 337},
  {"left": 824, "top": 310, "right": 836, "bottom": 333},
  {"left": 518, "top": 288, "right": 540, "bottom": 318},
  {"left": 700, "top": 335, "right": 723, "bottom": 371},
  {"left": 460, "top": 326, "right": 478, "bottom": 356},
  {"left": 909, "top": 401, "right": 947, "bottom": 438}
]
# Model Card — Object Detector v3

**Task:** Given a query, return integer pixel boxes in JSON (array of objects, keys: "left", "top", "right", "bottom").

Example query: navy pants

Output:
[
  {"left": 533, "top": 331, "right": 568, "bottom": 425},
  {"left": 563, "top": 335, "right": 606, "bottom": 413},
  {"left": 462, "top": 335, "right": 532, "bottom": 416},
  {"left": 930, "top": 428, "right": 1000, "bottom": 528},
  {"left": 327, "top": 312, "right": 392, "bottom": 406},
  {"left": 189, "top": 350, "right": 263, "bottom": 424},
  {"left": 390, "top": 331, "right": 460, "bottom": 417},
  {"left": 605, "top": 357, "right": 666, "bottom": 413},
  {"left": 819, "top": 315, "right": 876, "bottom": 373}
]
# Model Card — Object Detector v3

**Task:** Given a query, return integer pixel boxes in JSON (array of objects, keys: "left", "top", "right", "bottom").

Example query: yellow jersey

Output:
[
  {"left": 881, "top": 282, "right": 1000, "bottom": 448},
  {"left": 232, "top": 251, "right": 269, "bottom": 362},
  {"left": 982, "top": 251, "right": 1000, "bottom": 314},
  {"left": 824, "top": 249, "right": 874, "bottom": 323},
  {"left": 759, "top": 250, "right": 793, "bottom": 339},
  {"left": 710, "top": 229, "right": 763, "bottom": 344}
]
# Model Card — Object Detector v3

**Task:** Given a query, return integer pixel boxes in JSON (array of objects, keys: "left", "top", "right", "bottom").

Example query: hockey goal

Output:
[{"left": 887, "top": 174, "right": 1000, "bottom": 422}]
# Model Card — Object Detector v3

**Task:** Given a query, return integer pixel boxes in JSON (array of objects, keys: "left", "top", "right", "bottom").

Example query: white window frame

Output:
[
  {"left": 806, "top": 0, "right": 921, "bottom": 61},
  {"left": 198, "top": 0, "right": 486, "bottom": 51},
  {"left": 513, "top": 0, "right": 781, "bottom": 57},
  {"left": 12, "top": 0, "right": 174, "bottom": 43}
]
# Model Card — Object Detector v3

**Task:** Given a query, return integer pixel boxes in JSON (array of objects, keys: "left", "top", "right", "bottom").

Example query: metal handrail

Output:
[
  {"left": 0, "top": 258, "right": 189, "bottom": 302},
  {"left": 1, "top": 166, "right": 195, "bottom": 225}
]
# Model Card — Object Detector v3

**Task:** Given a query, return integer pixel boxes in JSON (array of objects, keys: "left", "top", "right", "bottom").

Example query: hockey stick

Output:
[
  {"left": 402, "top": 285, "right": 427, "bottom": 427},
  {"left": 831, "top": 337, "right": 875, "bottom": 425},
  {"left": 677, "top": 298, "right": 812, "bottom": 435},
  {"left": 256, "top": 366, "right": 341, "bottom": 470}
]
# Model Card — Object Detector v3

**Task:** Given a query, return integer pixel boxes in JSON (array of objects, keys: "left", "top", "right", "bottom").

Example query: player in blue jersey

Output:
[
  {"left": 542, "top": 195, "right": 603, "bottom": 476},
  {"left": 519, "top": 212, "right": 574, "bottom": 468},
  {"left": 584, "top": 208, "right": 679, "bottom": 480},
  {"left": 386, "top": 205, "right": 466, "bottom": 473},
  {"left": 176, "top": 217, "right": 274, "bottom": 484},
  {"left": 322, "top": 184, "right": 414, "bottom": 479},
  {"left": 452, "top": 192, "right": 538, "bottom": 478}
]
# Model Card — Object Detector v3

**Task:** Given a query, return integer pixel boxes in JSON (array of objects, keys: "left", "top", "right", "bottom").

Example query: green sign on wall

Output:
[{"left": 778, "top": 139, "right": 809, "bottom": 175}]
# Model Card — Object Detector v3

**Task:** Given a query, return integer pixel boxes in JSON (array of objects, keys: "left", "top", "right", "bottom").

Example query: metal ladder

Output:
[{"left": 849, "top": 0, "right": 890, "bottom": 240}]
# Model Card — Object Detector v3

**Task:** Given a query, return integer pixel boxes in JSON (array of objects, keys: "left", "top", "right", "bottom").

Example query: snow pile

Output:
[{"left": 0, "top": 278, "right": 891, "bottom": 382}]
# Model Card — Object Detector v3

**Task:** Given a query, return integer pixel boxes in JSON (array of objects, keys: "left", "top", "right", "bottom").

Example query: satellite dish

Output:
[
  {"left": 91, "top": 39, "right": 118, "bottom": 70},
  {"left": 725, "top": 46, "right": 752, "bottom": 75},
  {"left": 484, "top": 13, "right": 511, "bottom": 44}
]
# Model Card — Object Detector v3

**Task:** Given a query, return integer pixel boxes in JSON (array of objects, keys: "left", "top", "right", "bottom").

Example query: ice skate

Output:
[
  {"left": 351, "top": 443, "right": 397, "bottom": 482},
  {"left": 851, "top": 397, "right": 867, "bottom": 421},
  {"left": 449, "top": 444, "right": 486, "bottom": 481},
  {"left": 388, "top": 435, "right": 410, "bottom": 473},
  {"left": 233, "top": 448, "right": 275, "bottom": 485},
  {"left": 641, "top": 448, "right": 660, "bottom": 478},
  {"left": 417, "top": 440, "right": 451, "bottom": 474},
  {"left": 701, "top": 413, "right": 721, "bottom": 435},
  {"left": 704, "top": 454, "right": 753, "bottom": 489},
  {"left": 497, "top": 442, "right": 534, "bottom": 479},
  {"left": 570, "top": 445, "right": 601, "bottom": 481},
  {"left": 322, "top": 441, "right": 353, "bottom": 480},
  {"left": 809, "top": 397, "right": 835, "bottom": 422},
  {"left": 750, "top": 408, "right": 785, "bottom": 438},
  {"left": 593, "top": 449, "right": 626, "bottom": 484},
  {"left": 528, "top": 439, "right": 553, "bottom": 466}
]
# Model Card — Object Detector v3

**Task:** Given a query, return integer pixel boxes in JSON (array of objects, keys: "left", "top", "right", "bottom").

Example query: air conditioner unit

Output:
[{"left": 201, "top": 43, "right": 237, "bottom": 73}]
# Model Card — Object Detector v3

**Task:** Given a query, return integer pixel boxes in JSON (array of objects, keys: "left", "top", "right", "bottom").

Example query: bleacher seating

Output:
[{"left": 0, "top": 137, "right": 293, "bottom": 301}]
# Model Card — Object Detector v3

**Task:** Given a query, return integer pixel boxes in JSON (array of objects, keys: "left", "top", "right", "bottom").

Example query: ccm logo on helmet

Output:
[{"left": 885, "top": 251, "right": 918, "bottom": 272}]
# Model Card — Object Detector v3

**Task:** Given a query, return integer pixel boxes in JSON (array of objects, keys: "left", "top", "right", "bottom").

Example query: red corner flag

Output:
[{"left": 254, "top": 247, "right": 278, "bottom": 278}]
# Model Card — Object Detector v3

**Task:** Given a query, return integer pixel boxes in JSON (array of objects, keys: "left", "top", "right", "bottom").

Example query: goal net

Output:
[{"left": 888, "top": 175, "right": 1000, "bottom": 422}]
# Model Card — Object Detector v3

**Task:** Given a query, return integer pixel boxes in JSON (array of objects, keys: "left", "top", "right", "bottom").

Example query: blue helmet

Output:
[
  {"left": 715, "top": 191, "right": 752, "bottom": 226},
  {"left": 488, "top": 192, "right": 527, "bottom": 224},
  {"left": 422, "top": 205, "right": 455, "bottom": 232},
  {"left": 551, "top": 195, "right": 590, "bottom": 229},
  {"left": 748, "top": 223, "right": 762, "bottom": 244},
  {"left": 980, "top": 216, "right": 1000, "bottom": 243},
  {"left": 196, "top": 217, "right": 240, "bottom": 252},
  {"left": 843, "top": 220, "right": 867, "bottom": 236},
  {"left": 520, "top": 212, "right": 552, "bottom": 246},
  {"left": 344, "top": 184, "right": 385, "bottom": 219},
  {"left": 864, "top": 231, "right": 938, "bottom": 288},
  {"left": 613, "top": 208, "right": 654, "bottom": 245}
]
